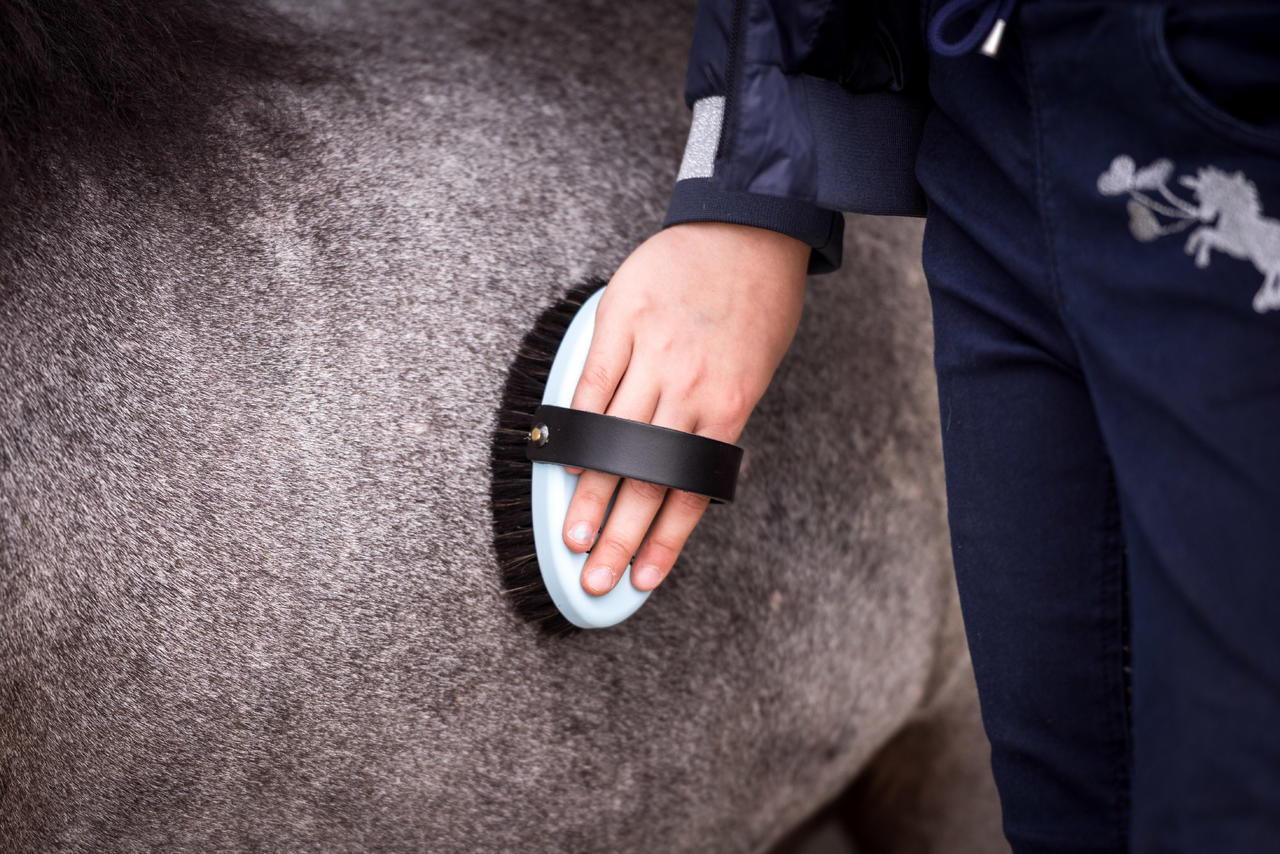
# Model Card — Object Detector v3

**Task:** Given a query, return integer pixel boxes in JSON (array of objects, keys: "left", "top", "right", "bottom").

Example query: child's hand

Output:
[{"left": 562, "top": 221, "right": 811, "bottom": 595}]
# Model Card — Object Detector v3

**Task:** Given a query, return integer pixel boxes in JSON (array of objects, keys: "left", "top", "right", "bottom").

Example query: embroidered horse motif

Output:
[{"left": 1098, "top": 155, "right": 1280, "bottom": 314}]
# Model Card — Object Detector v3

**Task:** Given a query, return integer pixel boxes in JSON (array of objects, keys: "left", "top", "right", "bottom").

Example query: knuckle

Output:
[
  {"left": 705, "top": 399, "right": 751, "bottom": 439},
  {"left": 641, "top": 532, "right": 683, "bottom": 564},
  {"left": 625, "top": 477, "right": 667, "bottom": 502},
  {"left": 700, "top": 414, "right": 743, "bottom": 443},
  {"left": 574, "top": 471, "right": 616, "bottom": 498},
  {"left": 677, "top": 364, "right": 707, "bottom": 396},
  {"left": 569, "top": 487, "right": 610, "bottom": 517},
  {"left": 599, "top": 534, "right": 638, "bottom": 559},
  {"left": 721, "top": 384, "right": 752, "bottom": 423},
  {"left": 672, "top": 489, "right": 711, "bottom": 516},
  {"left": 580, "top": 361, "right": 614, "bottom": 395}
]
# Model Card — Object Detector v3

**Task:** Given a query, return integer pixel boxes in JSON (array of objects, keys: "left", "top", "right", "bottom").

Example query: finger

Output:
[
  {"left": 563, "top": 470, "right": 616, "bottom": 552},
  {"left": 562, "top": 368, "right": 659, "bottom": 553},
  {"left": 630, "top": 414, "right": 738, "bottom": 592},
  {"left": 580, "top": 396, "right": 693, "bottom": 595},
  {"left": 563, "top": 313, "right": 632, "bottom": 476},
  {"left": 570, "top": 300, "right": 632, "bottom": 414},
  {"left": 630, "top": 488, "right": 712, "bottom": 591},
  {"left": 580, "top": 474, "right": 670, "bottom": 596}
]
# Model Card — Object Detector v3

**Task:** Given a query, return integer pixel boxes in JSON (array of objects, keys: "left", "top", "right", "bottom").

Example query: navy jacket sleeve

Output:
[{"left": 663, "top": 0, "right": 931, "bottom": 275}]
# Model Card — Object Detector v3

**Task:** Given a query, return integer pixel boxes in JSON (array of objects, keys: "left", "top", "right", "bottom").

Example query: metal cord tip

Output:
[{"left": 980, "top": 18, "right": 1007, "bottom": 58}]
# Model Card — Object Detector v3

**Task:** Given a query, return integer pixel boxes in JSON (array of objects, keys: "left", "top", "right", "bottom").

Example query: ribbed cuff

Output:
[{"left": 662, "top": 177, "right": 845, "bottom": 275}]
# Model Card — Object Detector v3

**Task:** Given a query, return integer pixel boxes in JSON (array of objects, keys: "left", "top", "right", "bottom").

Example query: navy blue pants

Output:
[{"left": 916, "top": 2, "right": 1280, "bottom": 851}]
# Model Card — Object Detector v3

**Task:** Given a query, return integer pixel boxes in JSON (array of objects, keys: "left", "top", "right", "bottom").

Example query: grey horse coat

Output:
[{"left": 0, "top": 0, "right": 1006, "bottom": 851}]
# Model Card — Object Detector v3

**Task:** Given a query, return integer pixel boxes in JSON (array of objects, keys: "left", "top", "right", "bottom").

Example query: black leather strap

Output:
[{"left": 524, "top": 404, "right": 743, "bottom": 504}]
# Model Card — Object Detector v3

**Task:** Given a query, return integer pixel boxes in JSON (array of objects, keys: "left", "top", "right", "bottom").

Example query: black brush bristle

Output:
[{"left": 490, "top": 277, "right": 609, "bottom": 635}]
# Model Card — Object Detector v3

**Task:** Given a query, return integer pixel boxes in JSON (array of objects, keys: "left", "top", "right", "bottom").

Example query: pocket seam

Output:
[{"left": 1141, "top": 4, "right": 1280, "bottom": 153}]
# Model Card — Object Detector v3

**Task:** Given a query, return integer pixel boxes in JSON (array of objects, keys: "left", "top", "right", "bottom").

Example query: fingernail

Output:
[
  {"left": 632, "top": 564, "right": 661, "bottom": 591},
  {"left": 586, "top": 566, "right": 613, "bottom": 594},
  {"left": 569, "top": 522, "right": 594, "bottom": 545}
]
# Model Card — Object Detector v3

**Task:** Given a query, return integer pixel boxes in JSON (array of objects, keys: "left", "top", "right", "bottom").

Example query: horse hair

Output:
[{"left": 0, "top": 0, "right": 321, "bottom": 226}]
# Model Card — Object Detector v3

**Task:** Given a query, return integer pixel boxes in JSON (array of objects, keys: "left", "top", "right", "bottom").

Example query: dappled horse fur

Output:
[
  {"left": 0, "top": 1, "right": 1007, "bottom": 851},
  {"left": 0, "top": 0, "right": 324, "bottom": 233}
]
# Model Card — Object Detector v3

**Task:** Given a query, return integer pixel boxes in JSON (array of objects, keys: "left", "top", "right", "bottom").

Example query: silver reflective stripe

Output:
[{"left": 675, "top": 95, "right": 725, "bottom": 181}]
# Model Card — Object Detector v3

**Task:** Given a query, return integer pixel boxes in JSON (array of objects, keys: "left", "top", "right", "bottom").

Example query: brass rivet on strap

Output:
[{"left": 529, "top": 423, "right": 550, "bottom": 447}]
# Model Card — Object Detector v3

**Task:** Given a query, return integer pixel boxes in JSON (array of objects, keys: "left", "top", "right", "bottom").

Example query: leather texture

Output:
[{"left": 524, "top": 404, "right": 744, "bottom": 503}]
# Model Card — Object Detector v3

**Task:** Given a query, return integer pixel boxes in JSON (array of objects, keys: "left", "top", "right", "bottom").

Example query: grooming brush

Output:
[{"left": 490, "top": 278, "right": 745, "bottom": 632}]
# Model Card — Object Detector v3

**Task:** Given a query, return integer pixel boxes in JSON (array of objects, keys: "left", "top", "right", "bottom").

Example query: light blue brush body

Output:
[{"left": 529, "top": 286, "right": 651, "bottom": 628}]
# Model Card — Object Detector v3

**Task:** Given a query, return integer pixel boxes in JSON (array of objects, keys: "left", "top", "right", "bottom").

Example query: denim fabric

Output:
[{"left": 916, "top": 2, "right": 1280, "bottom": 851}]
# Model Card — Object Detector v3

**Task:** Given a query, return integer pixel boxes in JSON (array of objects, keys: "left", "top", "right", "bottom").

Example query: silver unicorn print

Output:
[{"left": 1098, "top": 155, "right": 1280, "bottom": 314}]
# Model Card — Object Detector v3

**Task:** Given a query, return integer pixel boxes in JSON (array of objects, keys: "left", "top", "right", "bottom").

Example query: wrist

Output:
[{"left": 664, "top": 221, "right": 811, "bottom": 280}]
